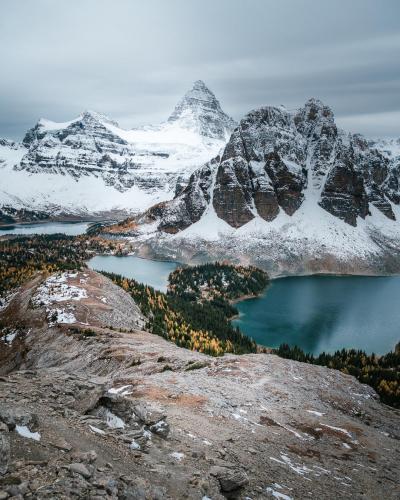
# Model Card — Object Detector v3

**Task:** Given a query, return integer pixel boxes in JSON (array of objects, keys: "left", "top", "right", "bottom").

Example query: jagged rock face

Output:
[
  {"left": 212, "top": 107, "right": 307, "bottom": 227},
  {"left": 19, "top": 111, "right": 139, "bottom": 190},
  {"left": 149, "top": 99, "right": 399, "bottom": 232},
  {"left": 140, "top": 160, "right": 215, "bottom": 233},
  {"left": 0, "top": 138, "right": 18, "bottom": 149},
  {"left": 319, "top": 148, "right": 369, "bottom": 226},
  {"left": 370, "top": 137, "right": 400, "bottom": 207},
  {"left": 294, "top": 98, "right": 337, "bottom": 190},
  {"left": 264, "top": 152, "right": 306, "bottom": 216},
  {"left": 319, "top": 134, "right": 397, "bottom": 225},
  {"left": 213, "top": 157, "right": 255, "bottom": 227},
  {"left": 168, "top": 80, "right": 236, "bottom": 140}
]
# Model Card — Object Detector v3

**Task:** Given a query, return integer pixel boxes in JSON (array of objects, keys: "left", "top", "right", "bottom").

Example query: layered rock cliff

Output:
[{"left": 111, "top": 99, "right": 400, "bottom": 275}]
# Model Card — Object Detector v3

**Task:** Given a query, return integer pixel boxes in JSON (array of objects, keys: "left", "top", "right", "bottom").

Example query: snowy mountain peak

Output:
[
  {"left": 22, "top": 110, "right": 118, "bottom": 147},
  {"left": 80, "top": 110, "right": 119, "bottom": 127},
  {"left": 167, "top": 80, "right": 236, "bottom": 140},
  {"left": 135, "top": 97, "right": 400, "bottom": 238},
  {"left": 1, "top": 82, "right": 231, "bottom": 218},
  {"left": 182, "top": 79, "right": 217, "bottom": 102}
]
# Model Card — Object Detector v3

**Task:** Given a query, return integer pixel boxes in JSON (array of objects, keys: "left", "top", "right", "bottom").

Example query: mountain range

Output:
[
  {"left": 2, "top": 82, "right": 400, "bottom": 274},
  {"left": 0, "top": 80, "right": 235, "bottom": 220},
  {"left": 104, "top": 99, "right": 400, "bottom": 275}
]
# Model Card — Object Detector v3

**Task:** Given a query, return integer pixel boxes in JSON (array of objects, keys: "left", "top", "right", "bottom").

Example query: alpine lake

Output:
[{"left": 3, "top": 221, "right": 399, "bottom": 355}]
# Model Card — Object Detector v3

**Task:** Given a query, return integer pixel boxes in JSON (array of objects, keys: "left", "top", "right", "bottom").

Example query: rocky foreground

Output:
[{"left": 0, "top": 270, "right": 399, "bottom": 499}]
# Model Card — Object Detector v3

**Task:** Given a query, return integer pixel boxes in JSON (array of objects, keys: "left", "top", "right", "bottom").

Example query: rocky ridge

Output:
[
  {"left": 108, "top": 99, "right": 400, "bottom": 276},
  {"left": 139, "top": 99, "right": 398, "bottom": 229},
  {"left": 0, "top": 269, "right": 399, "bottom": 499}
]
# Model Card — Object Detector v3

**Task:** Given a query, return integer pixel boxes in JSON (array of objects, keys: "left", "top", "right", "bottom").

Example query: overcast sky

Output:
[{"left": 1, "top": 0, "right": 399, "bottom": 139}]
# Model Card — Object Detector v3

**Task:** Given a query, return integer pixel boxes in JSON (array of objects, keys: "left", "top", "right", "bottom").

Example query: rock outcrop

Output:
[
  {"left": 102, "top": 99, "right": 400, "bottom": 276},
  {"left": 142, "top": 98, "right": 398, "bottom": 230}
]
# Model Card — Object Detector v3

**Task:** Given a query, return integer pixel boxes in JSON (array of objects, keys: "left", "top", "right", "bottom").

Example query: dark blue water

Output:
[
  {"left": 232, "top": 275, "right": 400, "bottom": 355},
  {"left": 88, "top": 255, "right": 178, "bottom": 292},
  {"left": 0, "top": 221, "right": 90, "bottom": 236}
]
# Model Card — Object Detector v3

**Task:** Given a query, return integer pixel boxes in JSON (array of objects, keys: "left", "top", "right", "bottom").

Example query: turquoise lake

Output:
[
  {"left": 88, "top": 255, "right": 178, "bottom": 293},
  {"left": 232, "top": 275, "right": 400, "bottom": 355},
  {"left": 0, "top": 221, "right": 90, "bottom": 236},
  {"left": 89, "top": 255, "right": 400, "bottom": 355}
]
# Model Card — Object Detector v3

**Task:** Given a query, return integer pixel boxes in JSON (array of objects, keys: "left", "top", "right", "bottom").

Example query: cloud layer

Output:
[{"left": 1, "top": 0, "right": 399, "bottom": 139}]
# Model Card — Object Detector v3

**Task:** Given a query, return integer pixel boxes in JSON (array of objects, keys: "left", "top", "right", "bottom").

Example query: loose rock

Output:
[
  {"left": 68, "top": 462, "right": 92, "bottom": 479},
  {"left": 210, "top": 466, "right": 249, "bottom": 492}
]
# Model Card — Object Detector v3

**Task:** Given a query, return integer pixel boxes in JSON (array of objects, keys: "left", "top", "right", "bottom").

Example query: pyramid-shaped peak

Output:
[
  {"left": 193, "top": 79, "right": 208, "bottom": 87},
  {"left": 168, "top": 80, "right": 236, "bottom": 140},
  {"left": 188, "top": 80, "right": 215, "bottom": 96}
]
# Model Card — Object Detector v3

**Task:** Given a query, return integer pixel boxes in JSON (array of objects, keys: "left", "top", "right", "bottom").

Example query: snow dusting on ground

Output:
[
  {"left": 32, "top": 272, "right": 88, "bottom": 325},
  {"left": 15, "top": 425, "right": 41, "bottom": 441}
]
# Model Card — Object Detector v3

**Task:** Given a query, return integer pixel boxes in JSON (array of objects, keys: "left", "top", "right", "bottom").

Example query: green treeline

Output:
[
  {"left": 275, "top": 343, "right": 400, "bottom": 408},
  {"left": 0, "top": 234, "right": 117, "bottom": 297},
  {"left": 168, "top": 261, "right": 268, "bottom": 302},
  {"left": 102, "top": 268, "right": 259, "bottom": 356}
]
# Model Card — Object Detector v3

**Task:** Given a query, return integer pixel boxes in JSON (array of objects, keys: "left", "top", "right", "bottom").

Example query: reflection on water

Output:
[{"left": 233, "top": 275, "right": 400, "bottom": 355}]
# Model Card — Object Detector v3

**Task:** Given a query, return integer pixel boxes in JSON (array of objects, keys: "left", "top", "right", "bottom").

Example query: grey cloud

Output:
[{"left": 0, "top": 0, "right": 399, "bottom": 139}]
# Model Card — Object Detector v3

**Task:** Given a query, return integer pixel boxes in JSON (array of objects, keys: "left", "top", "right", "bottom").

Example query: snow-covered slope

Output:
[
  {"left": 109, "top": 99, "right": 400, "bottom": 275},
  {"left": 0, "top": 81, "right": 235, "bottom": 219}
]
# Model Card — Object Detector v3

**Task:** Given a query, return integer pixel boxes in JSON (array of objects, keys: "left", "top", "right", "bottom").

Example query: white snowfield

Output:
[
  {"left": 0, "top": 81, "right": 233, "bottom": 217},
  {"left": 32, "top": 272, "right": 88, "bottom": 326},
  {"left": 0, "top": 127, "right": 223, "bottom": 216}
]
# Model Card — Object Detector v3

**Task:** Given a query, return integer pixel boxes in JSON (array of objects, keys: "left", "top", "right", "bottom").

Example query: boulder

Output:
[
  {"left": 71, "top": 450, "right": 97, "bottom": 464},
  {"left": 210, "top": 465, "right": 249, "bottom": 492},
  {"left": 68, "top": 462, "right": 92, "bottom": 479},
  {"left": 0, "top": 405, "right": 38, "bottom": 431},
  {"left": 133, "top": 404, "right": 166, "bottom": 426},
  {"left": 149, "top": 420, "right": 170, "bottom": 439}
]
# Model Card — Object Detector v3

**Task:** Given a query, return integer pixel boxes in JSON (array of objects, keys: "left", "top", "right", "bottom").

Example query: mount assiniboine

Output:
[
  {"left": 0, "top": 80, "right": 235, "bottom": 221},
  {"left": 107, "top": 98, "right": 400, "bottom": 276}
]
